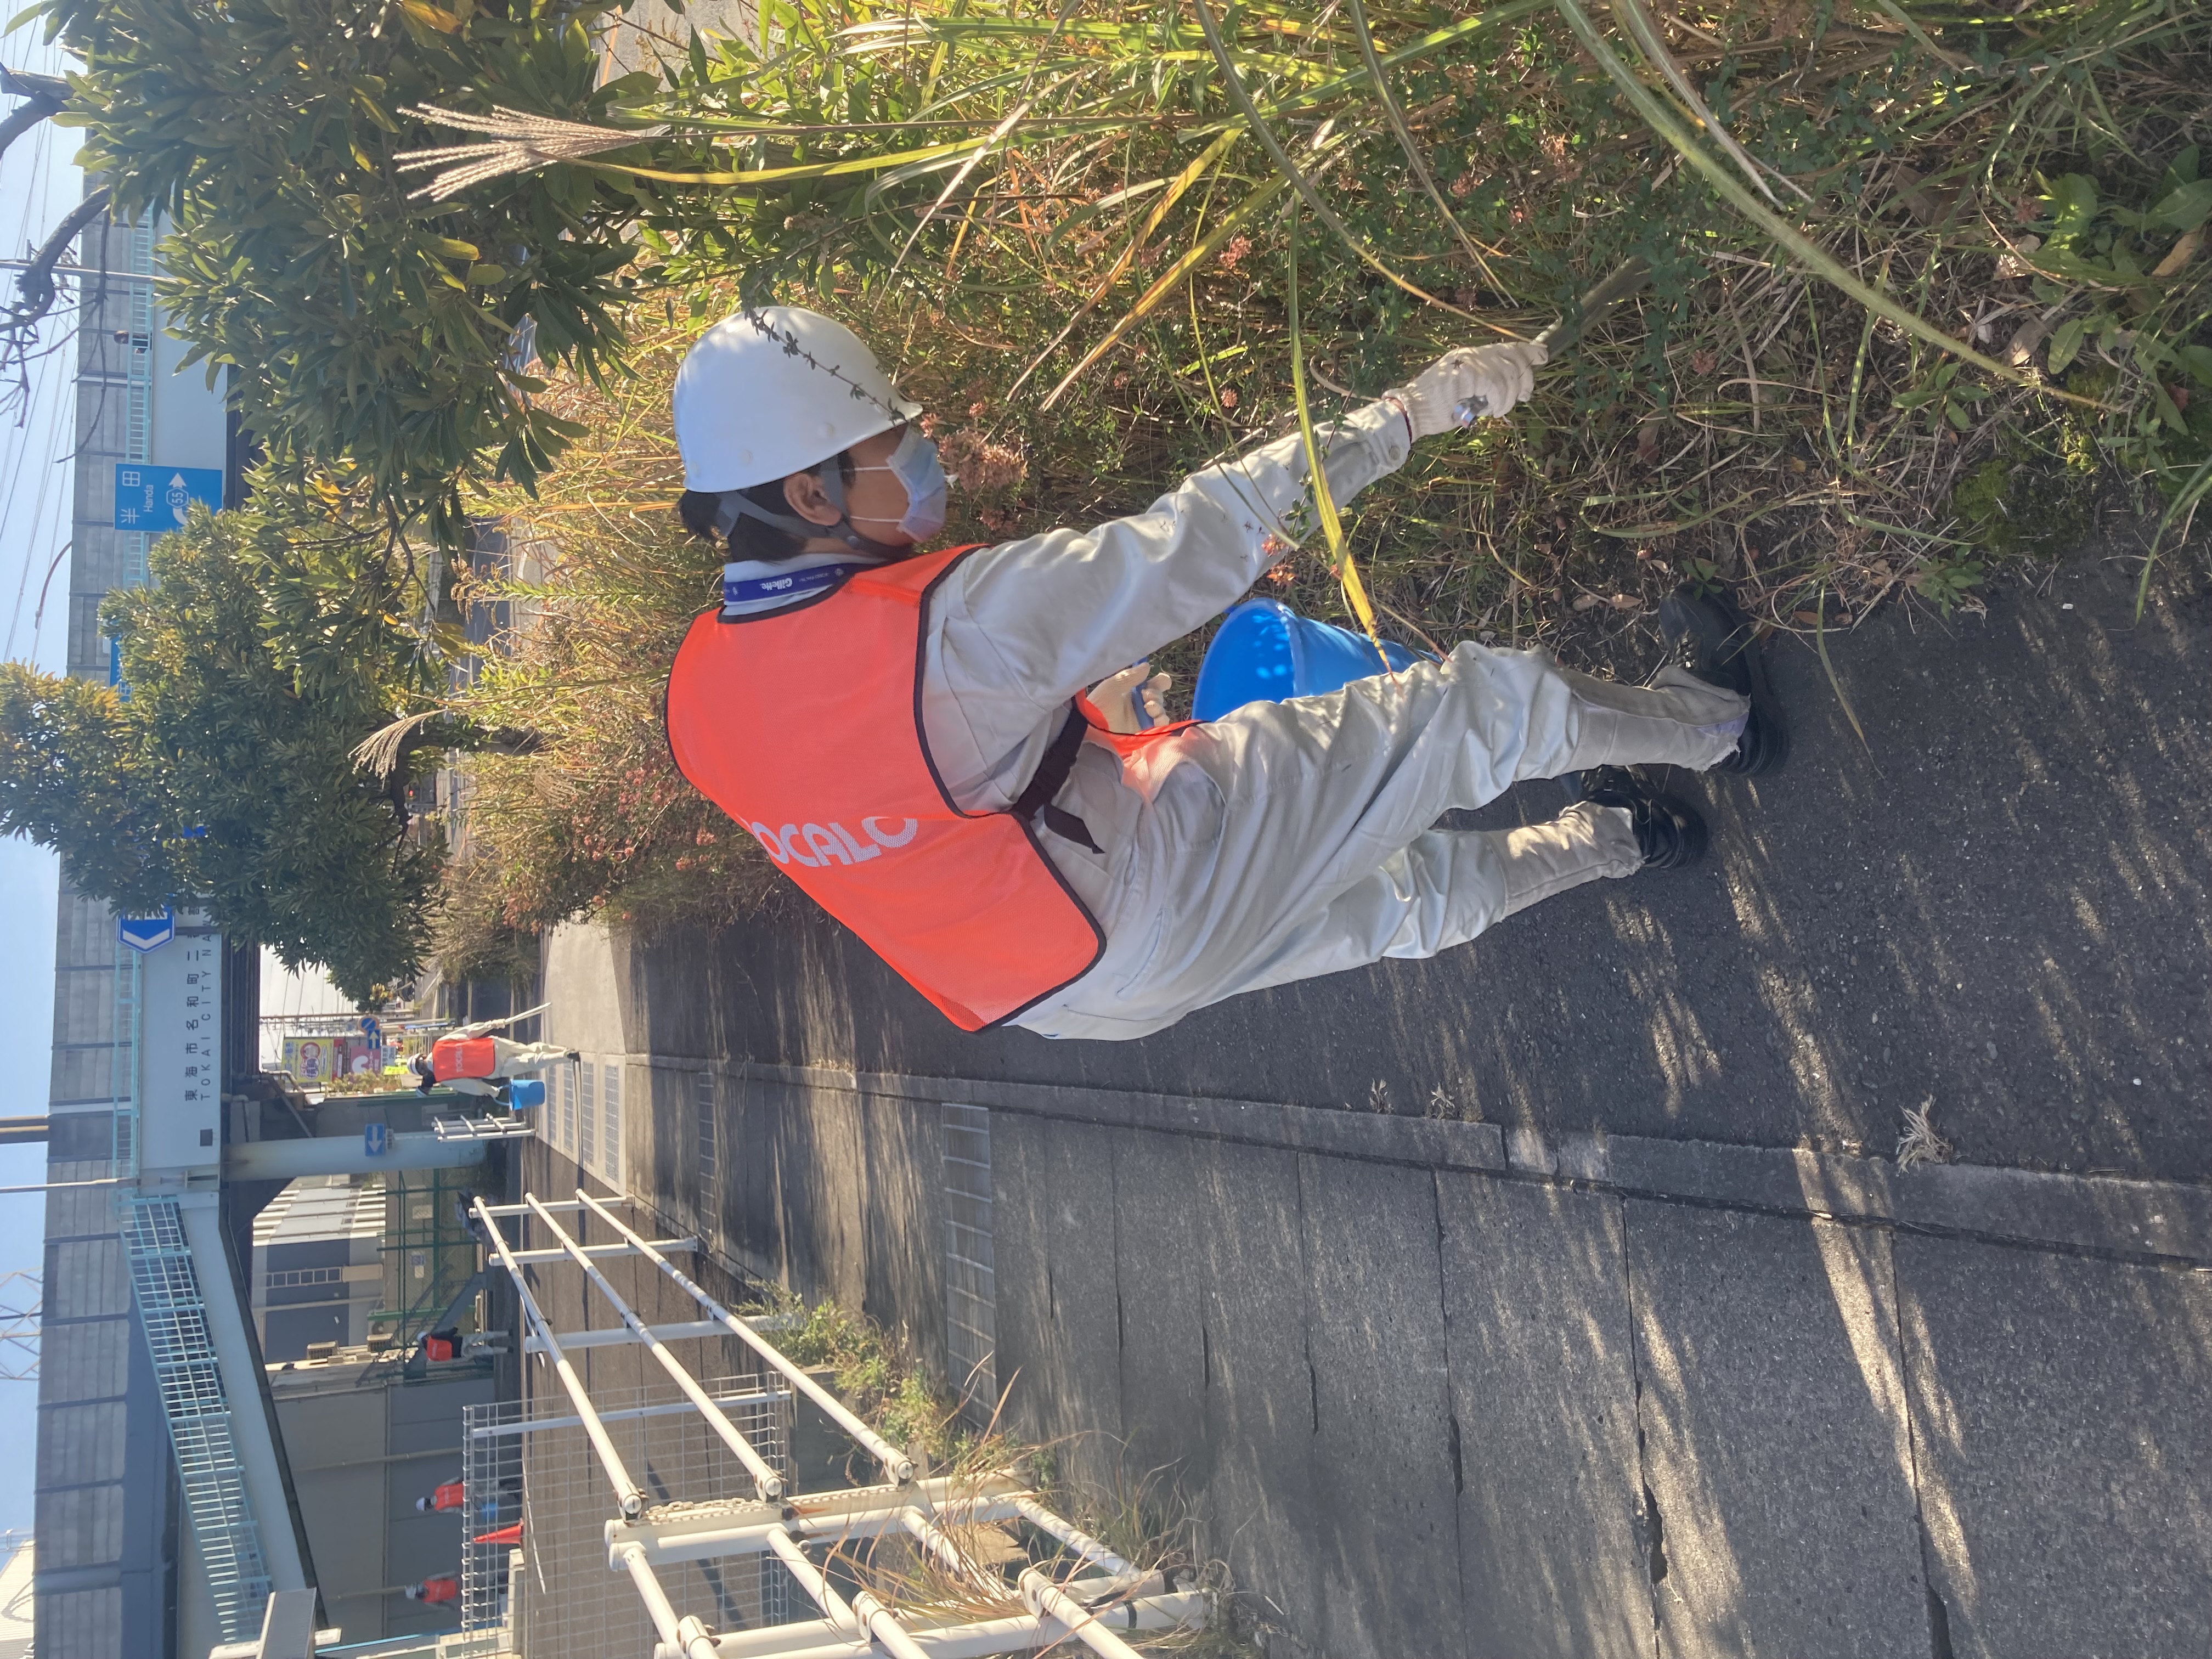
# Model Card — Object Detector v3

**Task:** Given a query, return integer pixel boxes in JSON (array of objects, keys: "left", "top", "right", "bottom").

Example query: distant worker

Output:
[
  {"left": 412, "top": 1020, "right": 575, "bottom": 1099},
  {"left": 664, "top": 308, "right": 1782, "bottom": 1039},
  {"left": 416, "top": 1477, "right": 465, "bottom": 1514},
  {"left": 403, "top": 1576, "right": 459, "bottom": 1605}
]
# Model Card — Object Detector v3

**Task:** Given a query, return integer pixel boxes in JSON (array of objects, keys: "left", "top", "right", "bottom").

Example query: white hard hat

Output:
[{"left": 674, "top": 306, "right": 922, "bottom": 493}]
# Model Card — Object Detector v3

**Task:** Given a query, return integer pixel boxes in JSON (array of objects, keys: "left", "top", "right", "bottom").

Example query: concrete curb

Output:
[{"left": 630, "top": 1053, "right": 2212, "bottom": 1268}]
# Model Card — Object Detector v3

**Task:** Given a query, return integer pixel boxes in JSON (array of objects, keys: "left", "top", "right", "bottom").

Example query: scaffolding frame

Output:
[
  {"left": 476, "top": 1189, "right": 1207, "bottom": 1659},
  {"left": 433, "top": 1113, "right": 538, "bottom": 1143},
  {"left": 461, "top": 1379, "right": 796, "bottom": 1647},
  {"left": 375, "top": 1162, "right": 486, "bottom": 1348}
]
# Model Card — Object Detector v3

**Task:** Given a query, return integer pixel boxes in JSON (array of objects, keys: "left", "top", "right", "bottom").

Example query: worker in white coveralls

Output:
[
  {"left": 410, "top": 1022, "right": 577, "bottom": 1098},
  {"left": 663, "top": 307, "right": 1785, "bottom": 1041}
]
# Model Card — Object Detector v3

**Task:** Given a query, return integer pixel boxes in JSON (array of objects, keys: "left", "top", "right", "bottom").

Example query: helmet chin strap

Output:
[{"left": 715, "top": 459, "right": 907, "bottom": 561}]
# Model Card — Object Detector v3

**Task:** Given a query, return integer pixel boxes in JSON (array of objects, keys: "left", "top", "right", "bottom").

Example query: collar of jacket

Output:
[{"left": 718, "top": 550, "right": 889, "bottom": 618}]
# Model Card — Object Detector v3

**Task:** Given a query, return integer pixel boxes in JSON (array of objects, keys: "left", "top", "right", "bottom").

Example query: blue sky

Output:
[{"left": 0, "top": 20, "right": 88, "bottom": 1536}]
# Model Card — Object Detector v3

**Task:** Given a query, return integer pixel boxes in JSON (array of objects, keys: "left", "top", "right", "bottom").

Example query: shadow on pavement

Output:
[{"left": 616, "top": 551, "right": 2210, "bottom": 1183}]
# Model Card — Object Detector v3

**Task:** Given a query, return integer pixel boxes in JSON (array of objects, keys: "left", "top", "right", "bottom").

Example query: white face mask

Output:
[{"left": 847, "top": 425, "right": 948, "bottom": 541}]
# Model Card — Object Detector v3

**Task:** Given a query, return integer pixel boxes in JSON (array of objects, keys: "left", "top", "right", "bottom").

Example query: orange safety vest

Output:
[
  {"left": 667, "top": 545, "right": 1182, "bottom": 1031},
  {"left": 430, "top": 1036, "right": 496, "bottom": 1082}
]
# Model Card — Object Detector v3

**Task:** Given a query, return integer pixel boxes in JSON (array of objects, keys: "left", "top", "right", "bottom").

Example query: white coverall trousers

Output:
[
  {"left": 442, "top": 1039, "right": 572, "bottom": 1098},
  {"left": 489, "top": 1038, "right": 569, "bottom": 1074},
  {"left": 1016, "top": 646, "right": 1747, "bottom": 1041}
]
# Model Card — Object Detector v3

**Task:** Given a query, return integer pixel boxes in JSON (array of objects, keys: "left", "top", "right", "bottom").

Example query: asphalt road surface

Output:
[{"left": 614, "top": 546, "right": 2210, "bottom": 1183}]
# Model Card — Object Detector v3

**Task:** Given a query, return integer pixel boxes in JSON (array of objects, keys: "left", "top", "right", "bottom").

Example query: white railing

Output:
[
  {"left": 473, "top": 1190, "right": 1208, "bottom": 1659},
  {"left": 120, "top": 1194, "right": 273, "bottom": 1643}
]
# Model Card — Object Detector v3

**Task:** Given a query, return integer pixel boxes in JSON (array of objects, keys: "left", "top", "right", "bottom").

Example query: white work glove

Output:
[
  {"left": 1088, "top": 662, "right": 1171, "bottom": 734},
  {"left": 1391, "top": 340, "right": 1548, "bottom": 438}
]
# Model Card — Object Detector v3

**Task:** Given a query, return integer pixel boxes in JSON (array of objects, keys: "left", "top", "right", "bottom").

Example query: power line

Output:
[{"left": 0, "top": 25, "right": 83, "bottom": 668}]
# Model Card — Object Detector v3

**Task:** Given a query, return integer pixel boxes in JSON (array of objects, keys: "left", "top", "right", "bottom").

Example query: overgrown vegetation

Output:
[
  {"left": 757, "top": 1288, "right": 1251, "bottom": 1653},
  {"left": 434, "top": 0, "right": 2208, "bottom": 938},
  {"left": 774, "top": 1293, "right": 975, "bottom": 1464},
  {"left": 31, "top": 0, "right": 2206, "bottom": 975},
  {"left": 447, "top": 298, "right": 768, "bottom": 943}
]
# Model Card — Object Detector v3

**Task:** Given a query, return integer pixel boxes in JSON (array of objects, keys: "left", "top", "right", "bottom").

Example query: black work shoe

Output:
[
  {"left": 1659, "top": 587, "right": 1788, "bottom": 776},
  {"left": 1575, "top": 766, "right": 1709, "bottom": 870}
]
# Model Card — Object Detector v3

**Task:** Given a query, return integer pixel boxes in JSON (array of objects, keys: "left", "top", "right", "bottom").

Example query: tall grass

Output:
[
  {"left": 436, "top": 0, "right": 2210, "bottom": 947},
  {"left": 445, "top": 296, "right": 765, "bottom": 948},
  {"left": 748, "top": 1289, "right": 1250, "bottom": 1652}
]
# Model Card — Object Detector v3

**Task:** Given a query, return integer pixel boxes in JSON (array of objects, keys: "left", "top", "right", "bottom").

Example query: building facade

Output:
[
  {"left": 251, "top": 1178, "right": 387, "bottom": 1362},
  {"left": 33, "top": 198, "right": 261, "bottom": 1659}
]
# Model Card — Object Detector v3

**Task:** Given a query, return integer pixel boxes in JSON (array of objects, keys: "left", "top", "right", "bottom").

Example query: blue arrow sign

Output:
[
  {"left": 114, "top": 464, "right": 224, "bottom": 532},
  {"left": 364, "top": 1122, "right": 389, "bottom": 1158},
  {"left": 118, "top": 910, "right": 175, "bottom": 952}
]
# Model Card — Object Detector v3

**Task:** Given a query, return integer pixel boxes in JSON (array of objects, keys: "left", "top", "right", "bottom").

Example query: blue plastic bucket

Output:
[
  {"left": 508, "top": 1077, "right": 546, "bottom": 1111},
  {"left": 1193, "top": 599, "right": 1427, "bottom": 721}
]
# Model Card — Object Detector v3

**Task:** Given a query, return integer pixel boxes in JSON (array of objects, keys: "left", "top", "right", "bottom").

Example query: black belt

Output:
[{"left": 1010, "top": 703, "right": 1102, "bottom": 853}]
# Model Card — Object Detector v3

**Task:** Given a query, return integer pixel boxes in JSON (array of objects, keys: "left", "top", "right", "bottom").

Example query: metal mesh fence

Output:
[
  {"left": 943, "top": 1104, "right": 997, "bottom": 1424},
  {"left": 602, "top": 1063, "right": 622, "bottom": 1187},
  {"left": 696, "top": 1069, "right": 719, "bottom": 1238},
  {"left": 462, "top": 1376, "right": 795, "bottom": 1655}
]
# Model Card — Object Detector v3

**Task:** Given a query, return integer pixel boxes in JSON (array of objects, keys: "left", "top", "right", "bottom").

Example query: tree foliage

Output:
[
  {"left": 0, "top": 663, "right": 177, "bottom": 910},
  {"left": 44, "top": 0, "right": 682, "bottom": 539},
  {"left": 1, "top": 472, "right": 460, "bottom": 1002},
  {"left": 106, "top": 485, "right": 449, "bottom": 1001}
]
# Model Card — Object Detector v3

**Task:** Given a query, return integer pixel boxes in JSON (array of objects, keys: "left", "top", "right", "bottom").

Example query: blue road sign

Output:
[
  {"left": 118, "top": 910, "right": 175, "bottom": 952},
  {"left": 364, "top": 1122, "right": 389, "bottom": 1158},
  {"left": 114, "top": 465, "right": 224, "bottom": 532},
  {"left": 360, "top": 1015, "right": 381, "bottom": 1038}
]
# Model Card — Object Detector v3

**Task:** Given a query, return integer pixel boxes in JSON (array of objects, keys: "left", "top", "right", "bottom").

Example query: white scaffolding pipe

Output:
[
  {"left": 526, "top": 1318, "right": 733, "bottom": 1352},
  {"left": 764, "top": 1530, "right": 934, "bottom": 1659},
  {"left": 619, "top": 1543, "right": 724, "bottom": 1659},
  {"left": 1006, "top": 1493, "right": 1138, "bottom": 1585},
  {"left": 888, "top": 1506, "right": 1148, "bottom": 1659},
  {"left": 495, "top": 1183, "right": 1217, "bottom": 1658},
  {"left": 472, "top": 1197, "right": 647, "bottom": 1519},
  {"left": 894, "top": 1509, "right": 1017, "bottom": 1610},
  {"left": 470, "top": 1390, "right": 788, "bottom": 1441},
  {"left": 574, "top": 1188, "right": 916, "bottom": 1484},
  {"left": 610, "top": 1478, "right": 1025, "bottom": 1567},
  {"left": 675, "top": 1595, "right": 1209, "bottom": 1659},
  {"left": 477, "top": 1195, "right": 635, "bottom": 1217},
  {"left": 524, "top": 1195, "right": 786, "bottom": 1500},
  {"left": 1014, "top": 1566, "right": 1150, "bottom": 1659},
  {"left": 504, "top": 1236, "right": 698, "bottom": 1265}
]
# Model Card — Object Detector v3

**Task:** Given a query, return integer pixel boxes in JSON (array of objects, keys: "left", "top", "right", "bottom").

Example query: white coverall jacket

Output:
[{"left": 721, "top": 397, "right": 1749, "bottom": 1040}]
